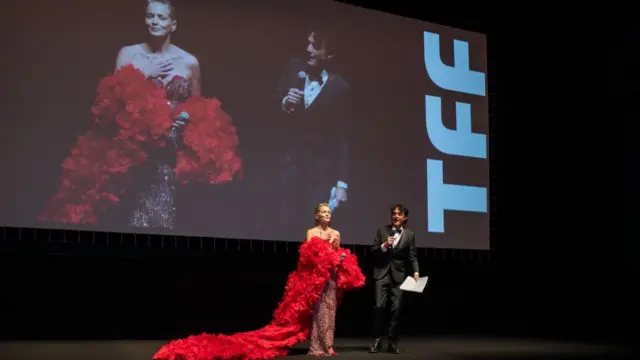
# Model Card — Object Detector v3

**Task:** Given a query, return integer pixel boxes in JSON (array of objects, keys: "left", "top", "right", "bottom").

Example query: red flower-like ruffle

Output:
[
  {"left": 153, "top": 237, "right": 365, "bottom": 360},
  {"left": 175, "top": 96, "right": 242, "bottom": 184},
  {"left": 39, "top": 65, "right": 242, "bottom": 224}
]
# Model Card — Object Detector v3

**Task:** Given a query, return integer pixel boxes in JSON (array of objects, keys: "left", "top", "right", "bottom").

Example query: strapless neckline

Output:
[{"left": 151, "top": 75, "right": 192, "bottom": 104}]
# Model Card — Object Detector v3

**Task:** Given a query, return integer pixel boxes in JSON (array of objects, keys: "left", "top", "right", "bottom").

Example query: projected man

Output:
[
  {"left": 370, "top": 204, "right": 420, "bottom": 354},
  {"left": 275, "top": 28, "right": 350, "bottom": 233}
]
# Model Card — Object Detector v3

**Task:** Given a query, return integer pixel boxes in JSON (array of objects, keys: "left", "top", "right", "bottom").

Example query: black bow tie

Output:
[
  {"left": 306, "top": 71, "right": 325, "bottom": 84},
  {"left": 391, "top": 227, "right": 402, "bottom": 234}
]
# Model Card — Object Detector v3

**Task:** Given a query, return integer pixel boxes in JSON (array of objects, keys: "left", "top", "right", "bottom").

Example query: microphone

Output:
[
  {"left": 169, "top": 111, "right": 190, "bottom": 147},
  {"left": 175, "top": 111, "right": 190, "bottom": 124},
  {"left": 294, "top": 71, "right": 307, "bottom": 110},
  {"left": 387, "top": 227, "right": 400, "bottom": 248},
  {"left": 296, "top": 71, "right": 307, "bottom": 89}
]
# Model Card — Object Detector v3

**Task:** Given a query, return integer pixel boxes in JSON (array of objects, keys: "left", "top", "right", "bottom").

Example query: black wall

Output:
[
  {"left": 0, "top": 220, "right": 629, "bottom": 345},
  {"left": 0, "top": 1, "right": 632, "bottom": 347}
]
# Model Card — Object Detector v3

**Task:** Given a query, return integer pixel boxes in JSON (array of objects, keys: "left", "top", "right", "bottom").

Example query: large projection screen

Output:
[{"left": 0, "top": 0, "right": 490, "bottom": 249}]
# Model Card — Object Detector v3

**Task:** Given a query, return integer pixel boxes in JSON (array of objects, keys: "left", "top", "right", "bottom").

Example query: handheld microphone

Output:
[
  {"left": 296, "top": 71, "right": 307, "bottom": 89},
  {"left": 175, "top": 111, "right": 189, "bottom": 124},
  {"left": 295, "top": 71, "right": 307, "bottom": 109},
  {"left": 169, "top": 111, "right": 190, "bottom": 147},
  {"left": 387, "top": 227, "right": 400, "bottom": 248}
]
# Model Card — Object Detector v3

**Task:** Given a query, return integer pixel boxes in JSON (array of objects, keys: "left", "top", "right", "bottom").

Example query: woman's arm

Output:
[
  {"left": 115, "top": 46, "right": 135, "bottom": 70},
  {"left": 332, "top": 230, "right": 341, "bottom": 249},
  {"left": 189, "top": 57, "right": 201, "bottom": 96}
]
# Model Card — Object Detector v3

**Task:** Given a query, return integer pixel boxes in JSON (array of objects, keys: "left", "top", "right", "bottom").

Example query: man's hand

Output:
[
  {"left": 413, "top": 273, "right": 420, "bottom": 281},
  {"left": 385, "top": 236, "right": 394, "bottom": 248},
  {"left": 282, "top": 88, "right": 304, "bottom": 112}
]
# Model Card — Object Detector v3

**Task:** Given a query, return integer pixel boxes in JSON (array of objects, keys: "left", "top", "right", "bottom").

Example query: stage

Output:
[{"left": 0, "top": 336, "right": 631, "bottom": 359}]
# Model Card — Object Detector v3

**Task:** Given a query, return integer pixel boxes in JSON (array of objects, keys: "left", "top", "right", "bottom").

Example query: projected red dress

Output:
[
  {"left": 38, "top": 65, "right": 242, "bottom": 226},
  {"left": 153, "top": 236, "right": 365, "bottom": 360}
]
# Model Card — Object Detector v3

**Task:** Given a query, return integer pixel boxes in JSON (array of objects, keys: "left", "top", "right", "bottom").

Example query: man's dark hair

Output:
[
  {"left": 307, "top": 27, "right": 338, "bottom": 56},
  {"left": 391, "top": 204, "right": 409, "bottom": 224}
]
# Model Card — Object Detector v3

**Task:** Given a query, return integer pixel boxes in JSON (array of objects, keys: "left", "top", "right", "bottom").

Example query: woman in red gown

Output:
[
  {"left": 306, "top": 203, "right": 344, "bottom": 356},
  {"left": 39, "top": 0, "right": 242, "bottom": 228},
  {"left": 153, "top": 203, "right": 366, "bottom": 359}
]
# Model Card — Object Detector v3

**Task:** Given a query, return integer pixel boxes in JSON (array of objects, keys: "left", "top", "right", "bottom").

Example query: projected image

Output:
[
  {"left": 38, "top": 0, "right": 242, "bottom": 229},
  {"left": 0, "top": 0, "right": 490, "bottom": 249},
  {"left": 274, "top": 29, "right": 350, "bottom": 233}
]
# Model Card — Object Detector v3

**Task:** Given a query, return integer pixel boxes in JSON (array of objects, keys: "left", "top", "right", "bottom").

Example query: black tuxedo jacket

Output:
[
  {"left": 371, "top": 225, "right": 419, "bottom": 284},
  {"left": 275, "top": 57, "right": 350, "bottom": 184}
]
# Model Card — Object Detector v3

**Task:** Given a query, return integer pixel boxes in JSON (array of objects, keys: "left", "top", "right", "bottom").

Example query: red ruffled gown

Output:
[
  {"left": 38, "top": 65, "right": 242, "bottom": 227},
  {"left": 153, "top": 236, "right": 366, "bottom": 360}
]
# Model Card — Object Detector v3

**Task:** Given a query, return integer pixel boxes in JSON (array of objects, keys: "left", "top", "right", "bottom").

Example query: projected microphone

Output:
[
  {"left": 292, "top": 71, "right": 307, "bottom": 110},
  {"left": 169, "top": 111, "right": 189, "bottom": 147},
  {"left": 297, "top": 71, "right": 307, "bottom": 85},
  {"left": 174, "top": 111, "right": 189, "bottom": 125}
]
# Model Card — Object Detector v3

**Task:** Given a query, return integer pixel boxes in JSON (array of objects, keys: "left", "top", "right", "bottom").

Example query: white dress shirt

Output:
[
  {"left": 281, "top": 70, "right": 329, "bottom": 111},
  {"left": 303, "top": 70, "right": 328, "bottom": 108}
]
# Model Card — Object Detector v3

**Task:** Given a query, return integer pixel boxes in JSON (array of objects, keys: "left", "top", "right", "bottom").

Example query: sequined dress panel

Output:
[
  {"left": 308, "top": 268, "right": 338, "bottom": 356},
  {"left": 129, "top": 75, "right": 192, "bottom": 229}
]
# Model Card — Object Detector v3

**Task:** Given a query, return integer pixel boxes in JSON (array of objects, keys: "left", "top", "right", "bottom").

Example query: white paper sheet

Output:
[{"left": 399, "top": 276, "right": 429, "bottom": 293}]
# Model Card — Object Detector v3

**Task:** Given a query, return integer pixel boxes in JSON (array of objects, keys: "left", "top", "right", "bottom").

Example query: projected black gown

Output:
[{"left": 39, "top": 65, "right": 242, "bottom": 228}]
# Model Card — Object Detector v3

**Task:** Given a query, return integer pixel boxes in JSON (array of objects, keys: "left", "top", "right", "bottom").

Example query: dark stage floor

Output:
[{"left": 0, "top": 336, "right": 632, "bottom": 360}]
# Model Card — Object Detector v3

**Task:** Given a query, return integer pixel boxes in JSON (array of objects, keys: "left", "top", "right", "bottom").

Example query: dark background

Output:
[
  {"left": 0, "top": 0, "right": 632, "bottom": 349},
  {"left": 0, "top": 0, "right": 489, "bottom": 249}
]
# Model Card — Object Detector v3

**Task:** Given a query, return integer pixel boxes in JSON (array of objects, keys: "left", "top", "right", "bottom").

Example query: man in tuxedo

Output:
[
  {"left": 274, "top": 28, "right": 350, "bottom": 238},
  {"left": 370, "top": 204, "right": 420, "bottom": 354}
]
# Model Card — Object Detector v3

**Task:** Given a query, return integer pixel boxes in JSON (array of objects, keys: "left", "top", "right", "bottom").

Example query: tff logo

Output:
[{"left": 423, "top": 31, "right": 488, "bottom": 233}]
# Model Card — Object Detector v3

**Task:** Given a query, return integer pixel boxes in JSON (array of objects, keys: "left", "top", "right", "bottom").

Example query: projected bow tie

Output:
[
  {"left": 298, "top": 69, "right": 325, "bottom": 84},
  {"left": 392, "top": 227, "right": 402, "bottom": 233},
  {"left": 307, "top": 73, "right": 324, "bottom": 84}
]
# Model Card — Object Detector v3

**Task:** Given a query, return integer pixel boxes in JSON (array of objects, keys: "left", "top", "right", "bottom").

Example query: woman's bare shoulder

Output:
[
  {"left": 118, "top": 44, "right": 145, "bottom": 57},
  {"left": 116, "top": 44, "right": 147, "bottom": 67},
  {"left": 171, "top": 45, "right": 199, "bottom": 66},
  {"left": 305, "top": 227, "right": 320, "bottom": 240}
]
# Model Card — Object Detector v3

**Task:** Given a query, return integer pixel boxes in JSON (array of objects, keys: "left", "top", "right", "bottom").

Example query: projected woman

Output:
[
  {"left": 39, "top": 0, "right": 242, "bottom": 229},
  {"left": 152, "top": 202, "right": 365, "bottom": 360}
]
